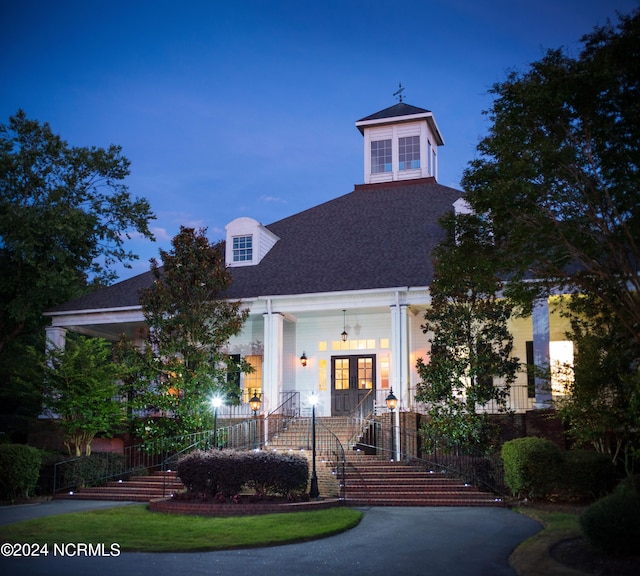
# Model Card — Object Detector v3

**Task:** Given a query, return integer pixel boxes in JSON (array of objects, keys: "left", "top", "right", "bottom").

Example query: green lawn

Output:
[{"left": 0, "top": 505, "right": 362, "bottom": 552}]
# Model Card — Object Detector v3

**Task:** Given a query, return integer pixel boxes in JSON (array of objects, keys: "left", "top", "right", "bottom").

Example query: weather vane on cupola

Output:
[{"left": 393, "top": 82, "right": 405, "bottom": 102}]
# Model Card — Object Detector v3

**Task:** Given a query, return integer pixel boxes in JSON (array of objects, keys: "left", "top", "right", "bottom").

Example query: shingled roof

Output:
[
  {"left": 356, "top": 102, "right": 431, "bottom": 123},
  {"left": 48, "top": 179, "right": 462, "bottom": 312}
]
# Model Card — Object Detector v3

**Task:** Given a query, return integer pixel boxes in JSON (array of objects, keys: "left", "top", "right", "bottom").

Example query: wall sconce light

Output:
[
  {"left": 300, "top": 352, "right": 308, "bottom": 367},
  {"left": 341, "top": 309, "right": 348, "bottom": 342}
]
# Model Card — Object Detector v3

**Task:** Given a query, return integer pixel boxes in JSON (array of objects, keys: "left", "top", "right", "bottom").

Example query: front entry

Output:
[{"left": 331, "top": 355, "right": 376, "bottom": 416}]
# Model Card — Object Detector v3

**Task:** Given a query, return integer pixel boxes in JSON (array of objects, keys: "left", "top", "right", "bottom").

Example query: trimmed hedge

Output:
[
  {"left": 501, "top": 437, "right": 562, "bottom": 499},
  {"left": 177, "top": 450, "right": 309, "bottom": 499},
  {"left": 580, "top": 478, "right": 640, "bottom": 556},
  {"left": 0, "top": 444, "right": 42, "bottom": 500},
  {"left": 56, "top": 452, "right": 127, "bottom": 491}
]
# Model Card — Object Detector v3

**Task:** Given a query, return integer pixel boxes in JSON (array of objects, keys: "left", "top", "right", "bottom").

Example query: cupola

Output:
[{"left": 356, "top": 97, "right": 444, "bottom": 185}]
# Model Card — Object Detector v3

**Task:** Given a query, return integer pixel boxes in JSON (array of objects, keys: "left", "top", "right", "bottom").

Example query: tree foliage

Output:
[
  {"left": 0, "top": 110, "right": 156, "bottom": 353},
  {"left": 0, "top": 110, "right": 155, "bottom": 434},
  {"left": 416, "top": 212, "right": 519, "bottom": 452},
  {"left": 38, "top": 334, "right": 124, "bottom": 456},
  {"left": 460, "top": 10, "right": 640, "bottom": 345},
  {"left": 556, "top": 294, "right": 640, "bottom": 471},
  {"left": 124, "top": 226, "right": 250, "bottom": 441}
]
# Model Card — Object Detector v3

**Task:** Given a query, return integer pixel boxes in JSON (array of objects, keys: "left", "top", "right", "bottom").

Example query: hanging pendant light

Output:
[{"left": 341, "top": 309, "right": 348, "bottom": 342}]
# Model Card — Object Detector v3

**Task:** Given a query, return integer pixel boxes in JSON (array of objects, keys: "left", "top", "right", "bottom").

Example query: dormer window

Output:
[
  {"left": 226, "top": 217, "right": 280, "bottom": 267},
  {"left": 232, "top": 235, "right": 253, "bottom": 263}
]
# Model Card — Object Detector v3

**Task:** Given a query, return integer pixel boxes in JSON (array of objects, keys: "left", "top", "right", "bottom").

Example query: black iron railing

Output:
[
  {"left": 51, "top": 422, "right": 259, "bottom": 496},
  {"left": 348, "top": 416, "right": 506, "bottom": 496},
  {"left": 263, "top": 391, "right": 300, "bottom": 447}
]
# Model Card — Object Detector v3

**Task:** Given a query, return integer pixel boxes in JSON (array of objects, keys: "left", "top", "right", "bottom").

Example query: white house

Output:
[{"left": 44, "top": 101, "right": 572, "bottom": 428}]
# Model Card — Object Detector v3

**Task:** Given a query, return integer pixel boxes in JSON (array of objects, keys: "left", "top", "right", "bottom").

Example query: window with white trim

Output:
[
  {"left": 371, "top": 139, "right": 392, "bottom": 174},
  {"left": 399, "top": 135, "right": 420, "bottom": 170},
  {"left": 232, "top": 235, "right": 253, "bottom": 262}
]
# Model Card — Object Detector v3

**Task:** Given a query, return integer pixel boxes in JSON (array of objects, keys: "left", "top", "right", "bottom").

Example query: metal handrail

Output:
[
  {"left": 51, "top": 424, "right": 258, "bottom": 496},
  {"left": 315, "top": 419, "right": 346, "bottom": 500},
  {"left": 264, "top": 391, "right": 300, "bottom": 447},
  {"left": 349, "top": 388, "right": 375, "bottom": 421},
  {"left": 350, "top": 417, "right": 507, "bottom": 496},
  {"left": 51, "top": 430, "right": 206, "bottom": 495}
]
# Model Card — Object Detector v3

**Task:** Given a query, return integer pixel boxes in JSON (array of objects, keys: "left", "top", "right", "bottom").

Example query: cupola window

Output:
[
  {"left": 371, "top": 139, "right": 392, "bottom": 174},
  {"left": 399, "top": 135, "right": 420, "bottom": 170}
]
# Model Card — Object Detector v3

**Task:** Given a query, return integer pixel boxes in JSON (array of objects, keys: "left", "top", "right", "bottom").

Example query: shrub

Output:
[
  {"left": 615, "top": 473, "right": 640, "bottom": 495},
  {"left": 0, "top": 444, "right": 42, "bottom": 500},
  {"left": 177, "top": 450, "right": 309, "bottom": 499},
  {"left": 501, "top": 437, "right": 562, "bottom": 499},
  {"left": 56, "top": 452, "right": 126, "bottom": 491},
  {"left": 580, "top": 488, "right": 640, "bottom": 556},
  {"left": 177, "top": 450, "right": 217, "bottom": 497},
  {"left": 558, "top": 450, "right": 618, "bottom": 502},
  {"left": 36, "top": 450, "right": 67, "bottom": 496}
]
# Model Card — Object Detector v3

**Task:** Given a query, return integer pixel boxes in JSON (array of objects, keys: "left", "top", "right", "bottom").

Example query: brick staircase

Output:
[
  {"left": 342, "top": 453, "right": 504, "bottom": 507},
  {"left": 55, "top": 470, "right": 184, "bottom": 502},
  {"left": 54, "top": 417, "right": 504, "bottom": 506},
  {"left": 266, "top": 417, "right": 503, "bottom": 507},
  {"left": 266, "top": 416, "right": 351, "bottom": 498}
]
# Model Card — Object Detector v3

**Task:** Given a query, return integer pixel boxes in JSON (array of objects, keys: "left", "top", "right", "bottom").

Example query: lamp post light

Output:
[
  {"left": 249, "top": 390, "right": 261, "bottom": 450},
  {"left": 385, "top": 388, "right": 398, "bottom": 461},
  {"left": 211, "top": 396, "right": 223, "bottom": 449},
  {"left": 309, "top": 393, "right": 320, "bottom": 499}
]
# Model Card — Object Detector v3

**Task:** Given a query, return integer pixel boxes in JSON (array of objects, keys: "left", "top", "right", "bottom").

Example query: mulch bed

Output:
[
  {"left": 149, "top": 494, "right": 343, "bottom": 516},
  {"left": 552, "top": 537, "right": 640, "bottom": 576},
  {"left": 517, "top": 500, "right": 640, "bottom": 576}
]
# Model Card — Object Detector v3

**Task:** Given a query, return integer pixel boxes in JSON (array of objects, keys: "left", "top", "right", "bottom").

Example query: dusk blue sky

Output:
[{"left": 2, "top": 0, "right": 638, "bottom": 281}]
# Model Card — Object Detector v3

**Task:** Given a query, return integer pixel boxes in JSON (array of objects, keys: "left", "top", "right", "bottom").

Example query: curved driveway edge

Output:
[{"left": 1, "top": 504, "right": 541, "bottom": 576}]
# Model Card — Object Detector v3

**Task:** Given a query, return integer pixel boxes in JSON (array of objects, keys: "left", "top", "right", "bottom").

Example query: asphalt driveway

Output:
[{"left": 0, "top": 501, "right": 541, "bottom": 576}]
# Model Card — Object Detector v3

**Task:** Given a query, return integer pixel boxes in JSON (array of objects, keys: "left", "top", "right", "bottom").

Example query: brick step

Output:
[
  {"left": 100, "top": 484, "right": 183, "bottom": 493},
  {"left": 340, "top": 453, "right": 502, "bottom": 507},
  {"left": 344, "top": 474, "right": 467, "bottom": 482},
  {"left": 344, "top": 481, "right": 481, "bottom": 491},
  {"left": 344, "top": 487, "right": 493, "bottom": 498},
  {"left": 345, "top": 468, "right": 447, "bottom": 476},
  {"left": 56, "top": 491, "right": 159, "bottom": 502},
  {"left": 345, "top": 497, "right": 504, "bottom": 507},
  {"left": 105, "top": 480, "right": 183, "bottom": 489},
  {"left": 55, "top": 471, "right": 184, "bottom": 502}
]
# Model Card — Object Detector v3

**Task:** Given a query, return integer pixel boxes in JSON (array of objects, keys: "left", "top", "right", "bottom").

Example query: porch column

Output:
[
  {"left": 399, "top": 304, "right": 410, "bottom": 410},
  {"left": 45, "top": 326, "right": 66, "bottom": 352},
  {"left": 390, "top": 301, "right": 411, "bottom": 460},
  {"left": 532, "top": 298, "right": 552, "bottom": 408},
  {"left": 262, "top": 309, "right": 284, "bottom": 415},
  {"left": 389, "top": 303, "right": 410, "bottom": 411}
]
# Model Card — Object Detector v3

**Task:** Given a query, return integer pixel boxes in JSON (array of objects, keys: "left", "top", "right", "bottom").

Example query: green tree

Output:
[
  {"left": 0, "top": 110, "right": 155, "bottom": 438},
  {"left": 129, "top": 226, "right": 250, "bottom": 441},
  {"left": 557, "top": 294, "right": 640, "bottom": 471},
  {"left": 416, "top": 212, "right": 519, "bottom": 452},
  {"left": 460, "top": 10, "right": 640, "bottom": 345},
  {"left": 0, "top": 110, "right": 155, "bottom": 355},
  {"left": 38, "top": 334, "right": 124, "bottom": 456}
]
